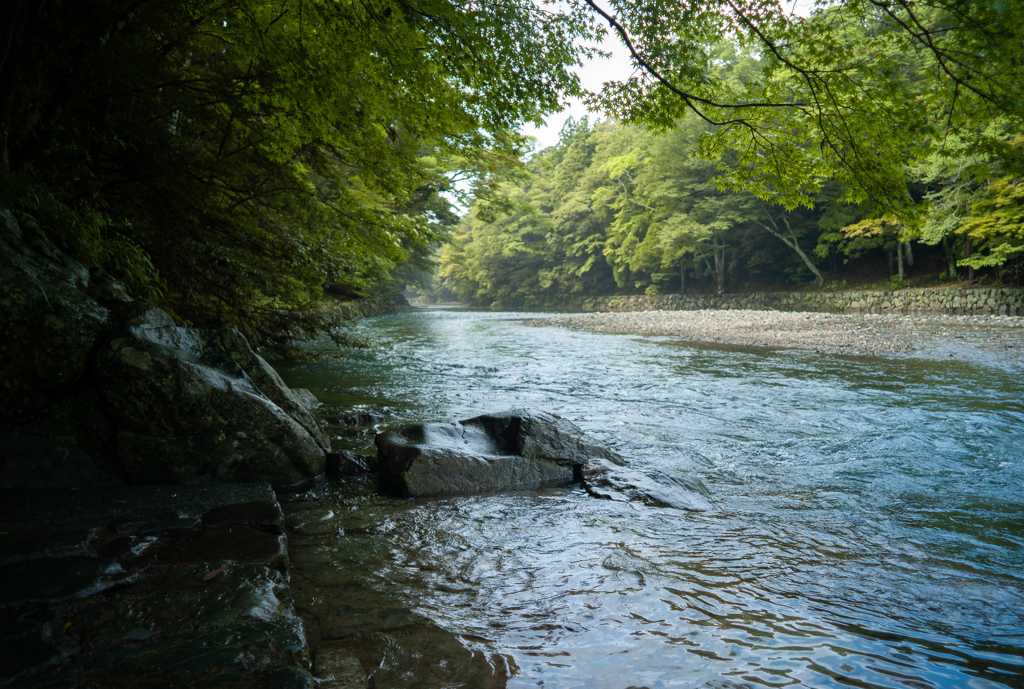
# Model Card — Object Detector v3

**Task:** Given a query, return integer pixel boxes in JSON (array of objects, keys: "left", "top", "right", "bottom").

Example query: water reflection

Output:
[{"left": 276, "top": 308, "right": 1024, "bottom": 688}]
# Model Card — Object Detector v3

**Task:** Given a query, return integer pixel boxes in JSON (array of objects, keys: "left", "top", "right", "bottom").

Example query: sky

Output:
[
  {"left": 518, "top": 34, "right": 636, "bottom": 153},
  {"left": 519, "top": 0, "right": 815, "bottom": 153}
]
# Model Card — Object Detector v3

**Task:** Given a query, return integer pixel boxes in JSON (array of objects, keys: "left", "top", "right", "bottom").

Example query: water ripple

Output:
[{"left": 277, "top": 308, "right": 1024, "bottom": 688}]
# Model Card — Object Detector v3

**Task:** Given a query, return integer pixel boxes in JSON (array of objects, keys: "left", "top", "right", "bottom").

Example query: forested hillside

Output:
[
  {"left": 437, "top": 113, "right": 1023, "bottom": 307},
  {"left": 3, "top": 0, "right": 1022, "bottom": 323},
  {"left": 0, "top": 0, "right": 595, "bottom": 344},
  {"left": 436, "top": 6, "right": 1024, "bottom": 308}
]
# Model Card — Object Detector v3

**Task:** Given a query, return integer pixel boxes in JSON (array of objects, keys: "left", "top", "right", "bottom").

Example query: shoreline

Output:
[{"left": 524, "top": 309, "right": 1024, "bottom": 363}]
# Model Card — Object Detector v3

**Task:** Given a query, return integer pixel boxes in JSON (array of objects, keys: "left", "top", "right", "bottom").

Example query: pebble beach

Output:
[{"left": 525, "top": 309, "right": 1024, "bottom": 363}]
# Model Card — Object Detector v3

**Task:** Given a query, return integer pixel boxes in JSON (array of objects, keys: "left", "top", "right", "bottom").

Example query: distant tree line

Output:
[
  {"left": 438, "top": 29, "right": 1024, "bottom": 307},
  {"left": 3, "top": 1, "right": 1022, "bottom": 327}
]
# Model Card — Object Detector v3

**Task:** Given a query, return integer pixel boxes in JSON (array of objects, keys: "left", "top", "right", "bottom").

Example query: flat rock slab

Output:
[
  {"left": 0, "top": 484, "right": 313, "bottom": 688},
  {"left": 149, "top": 526, "right": 287, "bottom": 570},
  {"left": 580, "top": 457, "right": 714, "bottom": 512},
  {"left": 375, "top": 409, "right": 622, "bottom": 498},
  {"left": 376, "top": 409, "right": 713, "bottom": 510}
]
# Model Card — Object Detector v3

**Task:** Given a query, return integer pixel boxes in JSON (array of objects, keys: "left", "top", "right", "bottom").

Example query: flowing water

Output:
[{"left": 275, "top": 307, "right": 1024, "bottom": 689}]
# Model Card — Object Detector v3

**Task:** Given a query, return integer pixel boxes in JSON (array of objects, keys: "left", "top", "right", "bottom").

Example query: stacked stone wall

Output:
[{"left": 582, "top": 287, "right": 1024, "bottom": 317}]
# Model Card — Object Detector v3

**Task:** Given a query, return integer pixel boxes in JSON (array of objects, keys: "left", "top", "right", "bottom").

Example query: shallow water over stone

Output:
[{"left": 276, "top": 307, "right": 1024, "bottom": 688}]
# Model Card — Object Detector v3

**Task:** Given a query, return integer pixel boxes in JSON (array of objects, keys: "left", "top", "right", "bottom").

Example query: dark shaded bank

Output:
[
  {"left": 0, "top": 206, "right": 330, "bottom": 685},
  {"left": 0, "top": 206, "right": 329, "bottom": 489},
  {"left": 0, "top": 205, "right": 488, "bottom": 688},
  {"left": 0, "top": 484, "right": 314, "bottom": 688}
]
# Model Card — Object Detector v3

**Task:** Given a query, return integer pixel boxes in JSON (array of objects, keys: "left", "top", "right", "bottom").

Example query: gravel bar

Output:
[{"left": 524, "top": 309, "right": 1024, "bottom": 361}]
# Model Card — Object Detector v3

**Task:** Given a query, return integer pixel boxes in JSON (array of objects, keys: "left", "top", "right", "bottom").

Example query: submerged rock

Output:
[
  {"left": 329, "top": 411, "right": 385, "bottom": 428},
  {"left": 375, "top": 409, "right": 623, "bottom": 498},
  {"left": 326, "top": 449, "right": 378, "bottom": 477},
  {"left": 579, "top": 457, "right": 714, "bottom": 512}
]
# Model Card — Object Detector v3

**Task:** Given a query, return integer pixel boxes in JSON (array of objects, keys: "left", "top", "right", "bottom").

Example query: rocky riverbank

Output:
[
  {"left": 1, "top": 206, "right": 334, "bottom": 685},
  {"left": 526, "top": 309, "right": 1024, "bottom": 361},
  {"left": 0, "top": 483, "right": 315, "bottom": 687},
  {"left": 1, "top": 205, "right": 333, "bottom": 489}
]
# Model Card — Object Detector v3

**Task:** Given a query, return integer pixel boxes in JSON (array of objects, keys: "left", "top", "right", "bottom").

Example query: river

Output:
[{"left": 274, "top": 307, "right": 1024, "bottom": 689}]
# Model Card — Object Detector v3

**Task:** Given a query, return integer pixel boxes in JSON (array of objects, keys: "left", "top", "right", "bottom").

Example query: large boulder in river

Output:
[
  {"left": 95, "top": 304, "right": 326, "bottom": 487},
  {"left": 375, "top": 409, "right": 623, "bottom": 497},
  {"left": 0, "top": 208, "right": 111, "bottom": 420},
  {"left": 377, "top": 409, "right": 714, "bottom": 511}
]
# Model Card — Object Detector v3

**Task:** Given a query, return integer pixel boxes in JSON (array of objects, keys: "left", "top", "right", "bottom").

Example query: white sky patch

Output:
[
  {"left": 519, "top": 0, "right": 817, "bottom": 152},
  {"left": 519, "top": 32, "right": 636, "bottom": 153}
]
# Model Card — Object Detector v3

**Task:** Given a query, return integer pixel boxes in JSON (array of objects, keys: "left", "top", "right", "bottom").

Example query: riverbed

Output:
[
  {"left": 275, "top": 307, "right": 1024, "bottom": 688},
  {"left": 525, "top": 309, "right": 1024, "bottom": 361}
]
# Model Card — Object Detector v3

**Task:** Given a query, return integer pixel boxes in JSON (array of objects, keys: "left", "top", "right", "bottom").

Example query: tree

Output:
[
  {"left": 958, "top": 178, "right": 1024, "bottom": 272},
  {"left": 0, "top": 0, "right": 599, "bottom": 340},
  {"left": 581, "top": 0, "right": 1024, "bottom": 218},
  {"left": 755, "top": 205, "right": 825, "bottom": 286}
]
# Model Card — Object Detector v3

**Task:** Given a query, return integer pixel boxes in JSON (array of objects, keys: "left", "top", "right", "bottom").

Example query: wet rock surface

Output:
[
  {"left": 327, "top": 412, "right": 385, "bottom": 429},
  {"left": 326, "top": 449, "right": 378, "bottom": 477},
  {"left": 579, "top": 457, "right": 714, "bottom": 512},
  {"left": 375, "top": 409, "right": 618, "bottom": 498},
  {"left": 1, "top": 206, "right": 328, "bottom": 489},
  {"left": 95, "top": 305, "right": 326, "bottom": 487},
  {"left": 283, "top": 492, "right": 516, "bottom": 689},
  {"left": 0, "top": 484, "right": 314, "bottom": 688}
]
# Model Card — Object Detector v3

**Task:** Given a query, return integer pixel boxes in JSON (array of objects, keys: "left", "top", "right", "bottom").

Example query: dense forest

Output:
[
  {"left": 438, "top": 28, "right": 1024, "bottom": 307},
  {"left": 3, "top": 0, "right": 1023, "bottom": 329},
  {"left": 1, "top": 0, "right": 592, "bottom": 344},
  {"left": 436, "top": 111, "right": 1023, "bottom": 308}
]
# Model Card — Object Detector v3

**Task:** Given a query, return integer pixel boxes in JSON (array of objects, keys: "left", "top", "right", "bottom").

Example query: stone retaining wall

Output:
[
  {"left": 332, "top": 292, "right": 401, "bottom": 319},
  {"left": 582, "top": 287, "right": 1024, "bottom": 317}
]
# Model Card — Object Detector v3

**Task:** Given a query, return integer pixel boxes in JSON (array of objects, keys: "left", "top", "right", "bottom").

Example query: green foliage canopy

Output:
[{"left": 0, "top": 0, "right": 598, "bottom": 339}]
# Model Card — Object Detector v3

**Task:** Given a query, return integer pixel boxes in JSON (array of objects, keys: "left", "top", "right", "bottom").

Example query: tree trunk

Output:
[
  {"left": 786, "top": 232, "right": 824, "bottom": 285},
  {"left": 904, "top": 241, "right": 914, "bottom": 267},
  {"left": 679, "top": 263, "right": 686, "bottom": 295},
  {"left": 942, "top": 235, "right": 957, "bottom": 278},
  {"left": 897, "top": 242, "right": 905, "bottom": 281},
  {"left": 966, "top": 234, "right": 974, "bottom": 285},
  {"left": 756, "top": 211, "right": 824, "bottom": 286},
  {"left": 0, "top": 1, "right": 34, "bottom": 178},
  {"left": 713, "top": 241, "right": 725, "bottom": 295}
]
